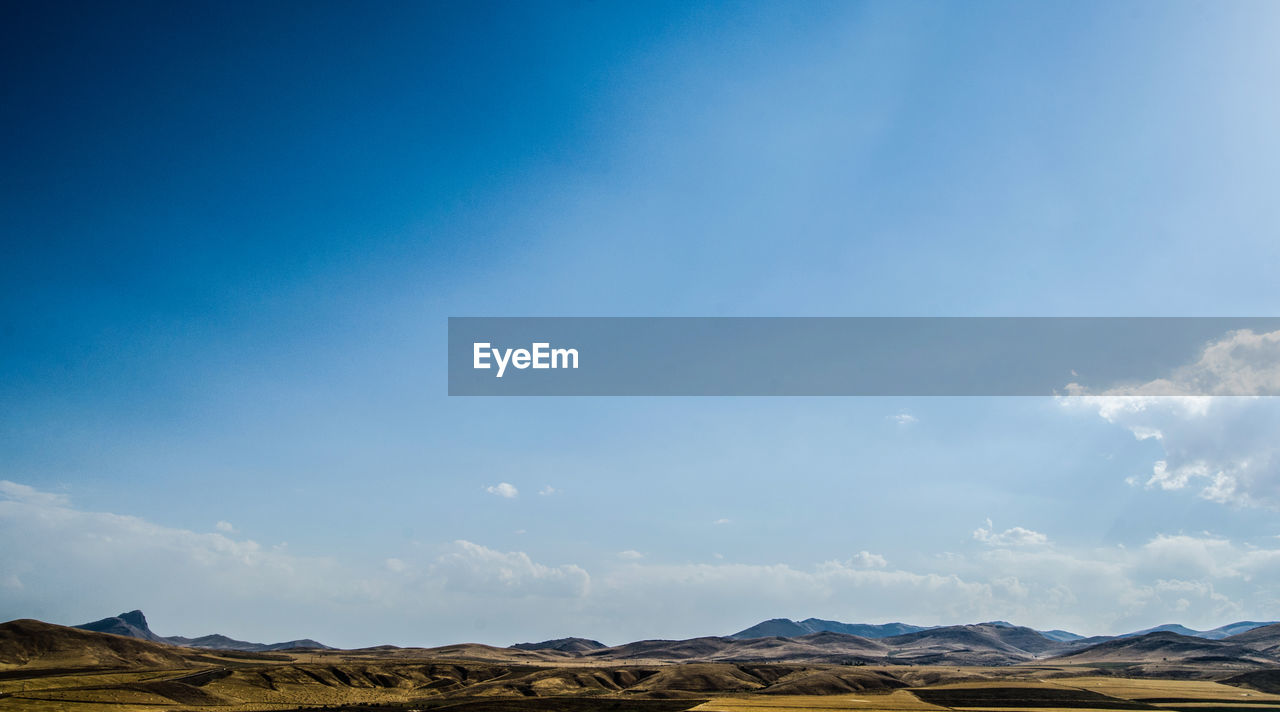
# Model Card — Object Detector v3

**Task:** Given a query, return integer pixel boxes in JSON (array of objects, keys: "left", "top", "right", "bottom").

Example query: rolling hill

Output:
[
  {"left": 0, "top": 618, "right": 194, "bottom": 669},
  {"left": 512, "top": 637, "right": 607, "bottom": 653},
  {"left": 24, "top": 611, "right": 1280, "bottom": 670},
  {"left": 576, "top": 623, "right": 1079, "bottom": 665},
  {"left": 1049, "top": 630, "right": 1280, "bottom": 666},
  {"left": 1222, "top": 622, "right": 1280, "bottom": 655},
  {"left": 1122, "top": 621, "right": 1277, "bottom": 640},
  {"left": 729, "top": 618, "right": 928, "bottom": 639},
  {"left": 11, "top": 618, "right": 1280, "bottom": 712},
  {"left": 729, "top": 618, "right": 1086, "bottom": 644}
]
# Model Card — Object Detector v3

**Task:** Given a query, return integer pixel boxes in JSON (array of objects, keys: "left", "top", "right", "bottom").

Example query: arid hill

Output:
[
  {"left": 729, "top": 618, "right": 928, "bottom": 640},
  {"left": 1048, "top": 630, "right": 1279, "bottom": 666},
  {"left": 8, "top": 618, "right": 1280, "bottom": 712},
  {"left": 1221, "top": 622, "right": 1280, "bottom": 654},
  {"left": 15, "top": 613, "right": 1280, "bottom": 675},
  {"left": 1225, "top": 669, "right": 1280, "bottom": 695},
  {"left": 512, "top": 637, "right": 608, "bottom": 653},
  {"left": 0, "top": 618, "right": 193, "bottom": 669}
]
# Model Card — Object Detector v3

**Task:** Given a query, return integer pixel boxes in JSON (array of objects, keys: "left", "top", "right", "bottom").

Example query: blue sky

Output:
[{"left": 3, "top": 0, "right": 1280, "bottom": 648}]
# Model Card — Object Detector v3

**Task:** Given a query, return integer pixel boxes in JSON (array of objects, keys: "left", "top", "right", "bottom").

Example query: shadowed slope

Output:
[{"left": 0, "top": 619, "right": 191, "bottom": 669}]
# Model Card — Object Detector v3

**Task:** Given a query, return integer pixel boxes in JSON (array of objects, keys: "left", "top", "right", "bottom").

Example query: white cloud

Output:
[
  {"left": 215, "top": 521, "right": 236, "bottom": 533},
  {"left": 1064, "top": 329, "right": 1280, "bottom": 397},
  {"left": 485, "top": 482, "right": 519, "bottom": 499},
  {"left": 617, "top": 550, "right": 644, "bottom": 560},
  {"left": 714, "top": 518, "right": 731, "bottom": 525},
  {"left": 849, "top": 550, "right": 888, "bottom": 568},
  {"left": 1061, "top": 329, "right": 1280, "bottom": 509},
  {"left": 538, "top": 485, "right": 557, "bottom": 496},
  {"left": 889, "top": 413, "right": 918, "bottom": 425},
  {"left": 384, "top": 558, "right": 408, "bottom": 573},
  {"left": 0, "top": 481, "right": 351, "bottom": 636},
  {"left": 1062, "top": 396, "right": 1280, "bottom": 508},
  {"left": 0, "top": 480, "right": 69, "bottom": 507},
  {"left": 974, "top": 520, "right": 1049, "bottom": 547}
]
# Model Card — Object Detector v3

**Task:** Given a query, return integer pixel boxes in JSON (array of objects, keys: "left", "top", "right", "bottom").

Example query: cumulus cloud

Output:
[
  {"left": 617, "top": 550, "right": 644, "bottom": 560},
  {"left": 538, "top": 485, "right": 557, "bottom": 496},
  {"left": 1062, "top": 396, "right": 1280, "bottom": 508},
  {"left": 485, "top": 482, "right": 519, "bottom": 499},
  {"left": 849, "top": 550, "right": 888, "bottom": 568},
  {"left": 215, "top": 520, "right": 236, "bottom": 533},
  {"left": 1064, "top": 329, "right": 1280, "bottom": 397},
  {"left": 1061, "top": 329, "right": 1280, "bottom": 509},
  {"left": 974, "top": 520, "right": 1049, "bottom": 547},
  {"left": 889, "top": 413, "right": 918, "bottom": 425}
]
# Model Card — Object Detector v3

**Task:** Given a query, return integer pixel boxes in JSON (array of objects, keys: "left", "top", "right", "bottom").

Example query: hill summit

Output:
[
  {"left": 77, "top": 610, "right": 166, "bottom": 642},
  {"left": 511, "top": 637, "right": 607, "bottom": 653},
  {"left": 730, "top": 618, "right": 927, "bottom": 639}
]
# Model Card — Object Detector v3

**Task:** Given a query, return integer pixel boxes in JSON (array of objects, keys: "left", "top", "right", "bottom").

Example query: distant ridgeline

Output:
[
  {"left": 51, "top": 609, "right": 1280, "bottom": 664},
  {"left": 726, "top": 617, "right": 1274, "bottom": 643},
  {"left": 74, "top": 610, "right": 330, "bottom": 652},
  {"left": 0, "top": 611, "right": 1278, "bottom": 670}
]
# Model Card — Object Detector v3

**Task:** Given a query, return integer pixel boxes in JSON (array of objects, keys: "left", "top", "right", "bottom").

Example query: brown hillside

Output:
[
  {"left": 1049, "top": 631, "right": 1279, "bottom": 666},
  {"left": 1224, "top": 623, "right": 1280, "bottom": 654},
  {"left": 0, "top": 618, "right": 191, "bottom": 669}
]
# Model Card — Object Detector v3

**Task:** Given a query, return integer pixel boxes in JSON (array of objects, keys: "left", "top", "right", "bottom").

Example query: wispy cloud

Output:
[{"left": 0, "top": 480, "right": 69, "bottom": 507}]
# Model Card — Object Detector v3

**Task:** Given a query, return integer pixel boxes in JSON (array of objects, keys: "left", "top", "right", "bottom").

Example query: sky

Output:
[{"left": 2, "top": 0, "right": 1280, "bottom": 648}]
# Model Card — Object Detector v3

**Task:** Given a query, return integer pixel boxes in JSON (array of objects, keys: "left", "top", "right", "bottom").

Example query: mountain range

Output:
[
  {"left": 52, "top": 609, "right": 1280, "bottom": 667},
  {"left": 74, "top": 610, "right": 330, "bottom": 652},
  {"left": 726, "top": 617, "right": 1272, "bottom": 643},
  {"left": 8, "top": 616, "right": 1280, "bottom": 711},
  {"left": 1119, "top": 621, "right": 1278, "bottom": 640},
  {"left": 728, "top": 618, "right": 930, "bottom": 639},
  {"left": 1, "top": 615, "right": 1274, "bottom": 671},
  {"left": 519, "top": 620, "right": 1280, "bottom": 667},
  {"left": 727, "top": 617, "right": 1085, "bottom": 642}
]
